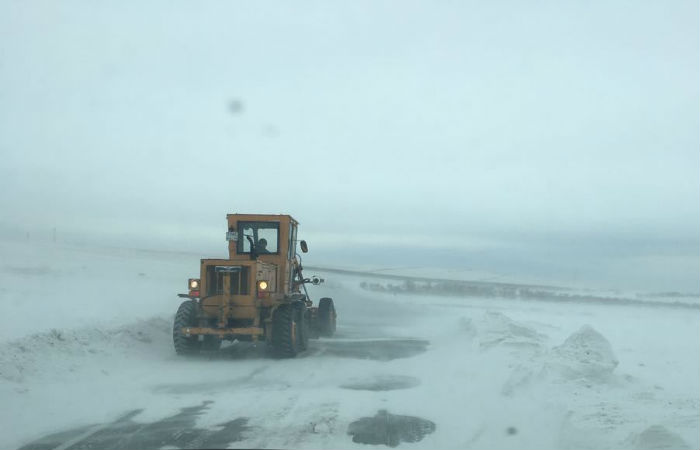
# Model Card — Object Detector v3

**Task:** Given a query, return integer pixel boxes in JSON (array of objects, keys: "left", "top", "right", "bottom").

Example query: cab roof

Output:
[{"left": 226, "top": 213, "right": 298, "bottom": 226}]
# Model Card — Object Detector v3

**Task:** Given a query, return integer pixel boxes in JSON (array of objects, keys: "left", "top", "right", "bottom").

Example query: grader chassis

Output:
[{"left": 173, "top": 214, "right": 336, "bottom": 357}]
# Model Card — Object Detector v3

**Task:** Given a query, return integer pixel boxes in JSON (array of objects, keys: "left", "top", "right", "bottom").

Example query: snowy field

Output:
[{"left": 1, "top": 239, "right": 698, "bottom": 449}]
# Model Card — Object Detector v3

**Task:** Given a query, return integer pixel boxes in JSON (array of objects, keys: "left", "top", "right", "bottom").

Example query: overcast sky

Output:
[{"left": 1, "top": 1, "right": 698, "bottom": 291}]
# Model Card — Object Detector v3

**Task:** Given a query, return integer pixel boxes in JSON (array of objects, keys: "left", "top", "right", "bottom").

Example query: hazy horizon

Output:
[{"left": 1, "top": 1, "right": 698, "bottom": 293}]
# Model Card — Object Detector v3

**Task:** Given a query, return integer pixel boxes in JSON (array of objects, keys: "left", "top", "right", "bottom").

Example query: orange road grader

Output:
[{"left": 173, "top": 214, "right": 336, "bottom": 357}]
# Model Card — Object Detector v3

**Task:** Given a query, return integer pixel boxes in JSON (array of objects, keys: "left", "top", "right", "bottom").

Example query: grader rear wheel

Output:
[{"left": 318, "top": 297, "right": 336, "bottom": 337}]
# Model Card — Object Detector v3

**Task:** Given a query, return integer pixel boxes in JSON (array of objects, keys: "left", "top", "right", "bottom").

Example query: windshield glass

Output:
[
  {"left": 2, "top": 3, "right": 698, "bottom": 450},
  {"left": 237, "top": 221, "right": 279, "bottom": 254}
]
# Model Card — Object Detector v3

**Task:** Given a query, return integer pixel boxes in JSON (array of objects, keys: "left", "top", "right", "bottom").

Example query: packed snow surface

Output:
[{"left": 0, "top": 239, "right": 698, "bottom": 449}]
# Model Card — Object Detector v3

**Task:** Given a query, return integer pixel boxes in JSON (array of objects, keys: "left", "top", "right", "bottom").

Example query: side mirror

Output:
[{"left": 300, "top": 240, "right": 308, "bottom": 253}]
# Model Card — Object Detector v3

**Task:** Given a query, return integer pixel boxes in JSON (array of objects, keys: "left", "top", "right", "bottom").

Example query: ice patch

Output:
[
  {"left": 624, "top": 425, "right": 691, "bottom": 450},
  {"left": 17, "top": 402, "right": 250, "bottom": 450},
  {"left": 548, "top": 325, "right": 618, "bottom": 381},
  {"left": 319, "top": 338, "right": 429, "bottom": 361},
  {"left": 347, "top": 410, "right": 436, "bottom": 447},
  {"left": 3, "top": 264, "right": 55, "bottom": 276},
  {"left": 340, "top": 375, "right": 420, "bottom": 391}
]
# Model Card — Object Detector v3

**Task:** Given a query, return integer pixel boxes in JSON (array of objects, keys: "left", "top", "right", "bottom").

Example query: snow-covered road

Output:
[{"left": 1, "top": 240, "right": 698, "bottom": 449}]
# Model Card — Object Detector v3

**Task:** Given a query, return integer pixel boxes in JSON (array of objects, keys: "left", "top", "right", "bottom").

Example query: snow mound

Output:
[
  {"left": 624, "top": 425, "right": 691, "bottom": 450},
  {"left": 461, "top": 312, "right": 546, "bottom": 352},
  {"left": 501, "top": 363, "right": 540, "bottom": 396},
  {"left": 0, "top": 317, "right": 171, "bottom": 383},
  {"left": 457, "top": 317, "right": 478, "bottom": 338},
  {"left": 548, "top": 325, "right": 618, "bottom": 381}
]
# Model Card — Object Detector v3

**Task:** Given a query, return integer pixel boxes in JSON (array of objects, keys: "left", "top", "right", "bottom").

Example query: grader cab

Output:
[{"left": 173, "top": 214, "right": 336, "bottom": 357}]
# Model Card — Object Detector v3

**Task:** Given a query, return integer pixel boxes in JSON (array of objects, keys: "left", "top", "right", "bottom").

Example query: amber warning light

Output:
[{"left": 188, "top": 278, "right": 200, "bottom": 297}]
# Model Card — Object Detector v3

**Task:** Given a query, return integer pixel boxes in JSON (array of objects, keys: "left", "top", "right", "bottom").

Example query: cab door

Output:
[{"left": 287, "top": 222, "right": 298, "bottom": 293}]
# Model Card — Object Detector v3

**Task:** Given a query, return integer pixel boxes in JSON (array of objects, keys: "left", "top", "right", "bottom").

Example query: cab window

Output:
[{"left": 237, "top": 221, "right": 280, "bottom": 254}]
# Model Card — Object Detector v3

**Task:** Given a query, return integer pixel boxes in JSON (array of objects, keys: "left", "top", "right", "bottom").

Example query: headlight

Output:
[
  {"left": 189, "top": 279, "right": 200, "bottom": 290},
  {"left": 258, "top": 280, "right": 268, "bottom": 291}
]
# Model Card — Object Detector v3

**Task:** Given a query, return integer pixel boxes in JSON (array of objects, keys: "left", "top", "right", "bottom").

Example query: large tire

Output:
[
  {"left": 318, "top": 297, "right": 336, "bottom": 337},
  {"left": 272, "top": 304, "right": 301, "bottom": 358},
  {"left": 295, "top": 303, "right": 309, "bottom": 351},
  {"left": 173, "top": 300, "right": 201, "bottom": 355}
]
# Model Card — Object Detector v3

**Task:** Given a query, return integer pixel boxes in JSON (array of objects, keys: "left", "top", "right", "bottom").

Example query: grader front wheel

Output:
[
  {"left": 296, "top": 303, "right": 310, "bottom": 351},
  {"left": 272, "top": 304, "right": 303, "bottom": 358},
  {"left": 173, "top": 300, "right": 201, "bottom": 355}
]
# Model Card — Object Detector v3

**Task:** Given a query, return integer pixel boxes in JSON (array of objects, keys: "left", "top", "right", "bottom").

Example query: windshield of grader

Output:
[{"left": 237, "top": 221, "right": 279, "bottom": 254}]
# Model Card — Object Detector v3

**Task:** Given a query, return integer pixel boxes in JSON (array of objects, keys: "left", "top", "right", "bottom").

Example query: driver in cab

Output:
[{"left": 256, "top": 238, "right": 271, "bottom": 254}]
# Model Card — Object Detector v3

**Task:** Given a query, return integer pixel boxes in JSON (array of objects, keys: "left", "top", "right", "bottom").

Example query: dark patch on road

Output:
[
  {"left": 3, "top": 265, "right": 53, "bottom": 276},
  {"left": 179, "top": 341, "right": 268, "bottom": 360},
  {"left": 163, "top": 337, "right": 428, "bottom": 363},
  {"left": 341, "top": 375, "right": 420, "bottom": 391},
  {"left": 348, "top": 409, "right": 436, "bottom": 447},
  {"left": 321, "top": 339, "right": 429, "bottom": 361},
  {"left": 17, "top": 423, "right": 98, "bottom": 450},
  {"left": 152, "top": 366, "right": 270, "bottom": 395},
  {"left": 18, "top": 402, "right": 248, "bottom": 450}
]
